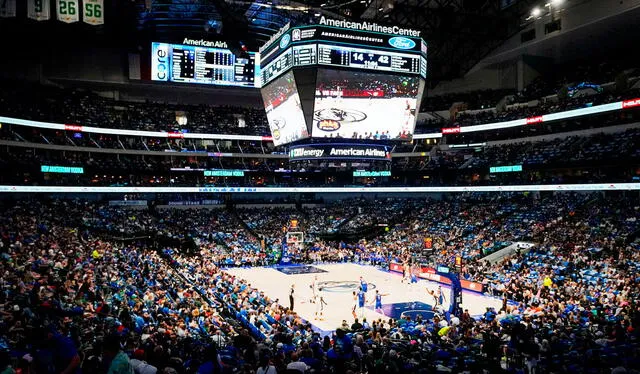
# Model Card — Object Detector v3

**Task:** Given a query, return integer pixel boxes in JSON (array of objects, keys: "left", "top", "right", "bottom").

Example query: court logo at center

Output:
[
  {"left": 317, "top": 281, "right": 376, "bottom": 293},
  {"left": 316, "top": 119, "right": 341, "bottom": 132}
]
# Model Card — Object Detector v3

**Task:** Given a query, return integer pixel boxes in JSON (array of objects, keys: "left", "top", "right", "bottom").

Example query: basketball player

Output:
[
  {"left": 403, "top": 99, "right": 413, "bottom": 132},
  {"left": 289, "top": 284, "right": 295, "bottom": 311},
  {"left": 401, "top": 261, "right": 411, "bottom": 283},
  {"left": 314, "top": 287, "right": 327, "bottom": 320},
  {"left": 309, "top": 276, "right": 318, "bottom": 303},
  {"left": 411, "top": 265, "right": 420, "bottom": 284},
  {"left": 437, "top": 285, "right": 446, "bottom": 307},
  {"left": 357, "top": 286, "right": 366, "bottom": 318},
  {"left": 359, "top": 276, "right": 368, "bottom": 293},
  {"left": 428, "top": 287, "right": 438, "bottom": 309},
  {"left": 373, "top": 290, "right": 389, "bottom": 314},
  {"left": 351, "top": 290, "right": 358, "bottom": 319}
]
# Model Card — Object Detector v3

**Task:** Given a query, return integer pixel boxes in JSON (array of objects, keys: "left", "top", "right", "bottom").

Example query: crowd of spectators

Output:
[
  {"left": 1, "top": 193, "right": 640, "bottom": 373},
  {"left": 317, "top": 73, "right": 420, "bottom": 98},
  {"left": 0, "top": 81, "right": 269, "bottom": 136}
]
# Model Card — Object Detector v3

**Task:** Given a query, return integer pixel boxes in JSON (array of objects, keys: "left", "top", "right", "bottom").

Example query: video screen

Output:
[
  {"left": 260, "top": 71, "right": 309, "bottom": 146},
  {"left": 313, "top": 69, "right": 424, "bottom": 140},
  {"left": 151, "top": 42, "right": 259, "bottom": 88}
]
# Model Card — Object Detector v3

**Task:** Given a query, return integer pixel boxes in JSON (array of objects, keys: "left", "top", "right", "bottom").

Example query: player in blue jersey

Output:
[
  {"left": 359, "top": 276, "right": 368, "bottom": 293},
  {"left": 373, "top": 290, "right": 389, "bottom": 314},
  {"left": 357, "top": 286, "right": 366, "bottom": 318},
  {"left": 411, "top": 264, "right": 419, "bottom": 284}
]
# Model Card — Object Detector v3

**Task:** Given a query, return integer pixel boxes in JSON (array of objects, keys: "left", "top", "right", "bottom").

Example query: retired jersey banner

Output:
[
  {"left": 28, "top": 0, "right": 51, "bottom": 21},
  {"left": 0, "top": 0, "right": 17, "bottom": 18},
  {"left": 56, "top": 0, "right": 79, "bottom": 23},
  {"left": 82, "top": 0, "right": 103, "bottom": 25}
]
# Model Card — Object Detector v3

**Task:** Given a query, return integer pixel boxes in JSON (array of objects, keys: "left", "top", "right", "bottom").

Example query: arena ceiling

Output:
[{"left": 134, "top": 0, "right": 541, "bottom": 86}]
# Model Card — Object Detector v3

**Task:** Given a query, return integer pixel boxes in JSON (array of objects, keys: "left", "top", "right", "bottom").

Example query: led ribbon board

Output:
[
  {"left": 353, "top": 171, "right": 391, "bottom": 177},
  {"left": 1, "top": 183, "right": 639, "bottom": 193},
  {"left": 490, "top": 165, "right": 522, "bottom": 173},
  {"left": 1, "top": 97, "right": 637, "bottom": 141},
  {"left": 41, "top": 165, "right": 84, "bottom": 174},
  {"left": 203, "top": 170, "right": 245, "bottom": 177}
]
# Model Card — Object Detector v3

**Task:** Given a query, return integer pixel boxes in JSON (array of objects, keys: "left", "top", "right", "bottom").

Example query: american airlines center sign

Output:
[{"left": 289, "top": 144, "right": 391, "bottom": 161}]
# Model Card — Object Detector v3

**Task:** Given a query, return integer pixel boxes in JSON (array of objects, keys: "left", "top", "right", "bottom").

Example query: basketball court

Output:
[
  {"left": 313, "top": 97, "right": 416, "bottom": 139},
  {"left": 225, "top": 263, "right": 502, "bottom": 333}
]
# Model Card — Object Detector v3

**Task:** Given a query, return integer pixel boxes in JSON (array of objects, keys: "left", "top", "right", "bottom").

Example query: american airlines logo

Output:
[
  {"left": 182, "top": 38, "right": 228, "bottom": 48},
  {"left": 622, "top": 98, "right": 640, "bottom": 109},
  {"left": 441, "top": 127, "right": 460, "bottom": 134},
  {"left": 526, "top": 116, "right": 544, "bottom": 124}
]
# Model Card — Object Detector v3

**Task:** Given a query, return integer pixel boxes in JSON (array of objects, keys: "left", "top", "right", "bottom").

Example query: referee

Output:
[{"left": 289, "top": 284, "right": 295, "bottom": 311}]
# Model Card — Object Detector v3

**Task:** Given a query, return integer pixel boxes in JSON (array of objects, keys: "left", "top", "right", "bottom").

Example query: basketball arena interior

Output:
[{"left": 1, "top": 0, "right": 640, "bottom": 373}]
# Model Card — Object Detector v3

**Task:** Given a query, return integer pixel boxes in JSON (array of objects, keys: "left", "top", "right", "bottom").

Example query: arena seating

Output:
[
  {"left": 1, "top": 194, "right": 638, "bottom": 373},
  {"left": 0, "top": 81, "right": 270, "bottom": 136}
]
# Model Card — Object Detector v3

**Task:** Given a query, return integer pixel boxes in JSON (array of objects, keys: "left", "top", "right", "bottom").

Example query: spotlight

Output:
[{"left": 531, "top": 7, "right": 541, "bottom": 17}]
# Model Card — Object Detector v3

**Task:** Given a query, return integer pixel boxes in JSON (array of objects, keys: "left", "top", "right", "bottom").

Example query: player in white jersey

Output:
[
  {"left": 403, "top": 99, "right": 414, "bottom": 133},
  {"left": 309, "top": 275, "right": 318, "bottom": 303},
  {"left": 351, "top": 290, "right": 358, "bottom": 319},
  {"left": 314, "top": 287, "right": 327, "bottom": 320}
]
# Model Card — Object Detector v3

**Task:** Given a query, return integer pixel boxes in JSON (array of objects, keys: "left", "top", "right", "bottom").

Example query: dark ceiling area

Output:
[
  {"left": 133, "top": 0, "right": 541, "bottom": 86},
  {"left": 0, "top": 0, "right": 540, "bottom": 86}
]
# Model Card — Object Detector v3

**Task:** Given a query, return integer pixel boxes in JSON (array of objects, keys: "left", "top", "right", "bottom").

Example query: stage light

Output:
[{"left": 531, "top": 7, "right": 541, "bottom": 17}]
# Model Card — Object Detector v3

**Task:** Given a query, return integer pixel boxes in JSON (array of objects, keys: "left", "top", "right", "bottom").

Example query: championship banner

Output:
[
  {"left": 56, "top": 0, "right": 79, "bottom": 23},
  {"left": 82, "top": 0, "right": 103, "bottom": 25},
  {"left": 0, "top": 0, "right": 17, "bottom": 18},
  {"left": 28, "top": 0, "right": 51, "bottom": 21}
]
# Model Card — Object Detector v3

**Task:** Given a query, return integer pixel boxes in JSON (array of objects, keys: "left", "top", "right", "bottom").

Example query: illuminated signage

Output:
[
  {"left": 64, "top": 124, "right": 83, "bottom": 131},
  {"left": 1, "top": 183, "right": 640, "bottom": 193},
  {"left": 41, "top": 165, "right": 84, "bottom": 174},
  {"left": 490, "top": 165, "right": 523, "bottom": 173},
  {"left": 203, "top": 170, "right": 245, "bottom": 177},
  {"left": 442, "top": 127, "right": 461, "bottom": 134},
  {"left": 318, "top": 16, "right": 421, "bottom": 37},
  {"left": 388, "top": 36, "right": 416, "bottom": 49},
  {"left": 289, "top": 144, "right": 391, "bottom": 160},
  {"left": 622, "top": 98, "right": 640, "bottom": 109},
  {"left": 353, "top": 171, "right": 392, "bottom": 177},
  {"left": 526, "top": 116, "right": 543, "bottom": 124},
  {"left": 181, "top": 38, "right": 228, "bottom": 48},
  {"left": 259, "top": 22, "right": 291, "bottom": 53}
]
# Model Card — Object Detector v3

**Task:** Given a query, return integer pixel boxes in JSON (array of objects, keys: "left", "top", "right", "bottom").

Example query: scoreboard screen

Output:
[
  {"left": 151, "top": 42, "right": 260, "bottom": 88},
  {"left": 317, "top": 44, "right": 421, "bottom": 75},
  {"left": 313, "top": 69, "right": 425, "bottom": 140},
  {"left": 261, "top": 45, "right": 317, "bottom": 87}
]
